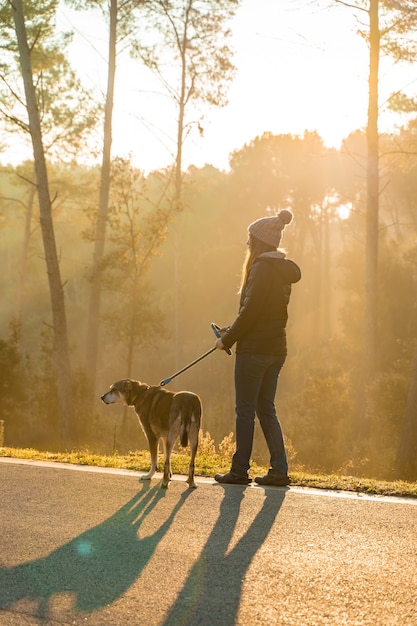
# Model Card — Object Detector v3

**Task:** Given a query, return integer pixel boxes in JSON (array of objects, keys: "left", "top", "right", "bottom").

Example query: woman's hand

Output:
[{"left": 214, "top": 325, "right": 230, "bottom": 350}]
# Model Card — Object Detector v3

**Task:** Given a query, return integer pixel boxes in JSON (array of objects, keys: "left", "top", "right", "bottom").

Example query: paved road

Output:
[{"left": 1, "top": 458, "right": 417, "bottom": 626}]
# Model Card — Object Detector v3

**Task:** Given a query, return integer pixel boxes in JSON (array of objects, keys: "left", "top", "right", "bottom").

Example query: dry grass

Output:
[{"left": 1, "top": 445, "right": 416, "bottom": 498}]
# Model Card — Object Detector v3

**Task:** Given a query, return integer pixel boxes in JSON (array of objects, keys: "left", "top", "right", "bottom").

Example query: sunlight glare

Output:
[
  {"left": 338, "top": 203, "right": 352, "bottom": 220},
  {"left": 76, "top": 540, "right": 93, "bottom": 557}
]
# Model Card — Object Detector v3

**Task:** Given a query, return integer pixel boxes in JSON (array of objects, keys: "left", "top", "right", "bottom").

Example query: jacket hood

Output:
[
  {"left": 257, "top": 252, "right": 301, "bottom": 284},
  {"left": 259, "top": 251, "right": 286, "bottom": 261}
]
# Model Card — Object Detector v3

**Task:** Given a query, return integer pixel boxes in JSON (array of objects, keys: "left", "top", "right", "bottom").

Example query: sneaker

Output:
[
  {"left": 254, "top": 474, "right": 291, "bottom": 487},
  {"left": 214, "top": 471, "right": 252, "bottom": 485}
]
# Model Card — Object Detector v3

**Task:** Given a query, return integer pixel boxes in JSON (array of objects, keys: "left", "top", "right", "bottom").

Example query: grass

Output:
[{"left": 1, "top": 446, "right": 417, "bottom": 499}]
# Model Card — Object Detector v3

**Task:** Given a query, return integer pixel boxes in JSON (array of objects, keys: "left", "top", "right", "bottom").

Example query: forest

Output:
[{"left": 0, "top": 0, "right": 416, "bottom": 481}]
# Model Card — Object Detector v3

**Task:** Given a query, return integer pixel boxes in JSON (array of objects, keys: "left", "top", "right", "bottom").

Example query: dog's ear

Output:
[
  {"left": 125, "top": 380, "right": 133, "bottom": 391},
  {"left": 136, "top": 381, "right": 150, "bottom": 391}
]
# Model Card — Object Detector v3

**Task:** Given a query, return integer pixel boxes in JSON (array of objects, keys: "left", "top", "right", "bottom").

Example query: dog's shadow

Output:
[
  {"left": 0, "top": 482, "right": 191, "bottom": 619},
  {"left": 162, "top": 485, "right": 287, "bottom": 626}
]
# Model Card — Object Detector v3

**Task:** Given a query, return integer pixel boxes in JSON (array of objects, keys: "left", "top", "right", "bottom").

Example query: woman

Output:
[{"left": 214, "top": 209, "right": 301, "bottom": 486}]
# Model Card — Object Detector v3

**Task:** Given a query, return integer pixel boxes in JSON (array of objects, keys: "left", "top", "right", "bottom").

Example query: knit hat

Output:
[{"left": 248, "top": 209, "right": 294, "bottom": 247}]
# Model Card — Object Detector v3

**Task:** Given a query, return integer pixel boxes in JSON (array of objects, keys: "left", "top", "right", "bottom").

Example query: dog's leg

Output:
[
  {"left": 161, "top": 436, "right": 174, "bottom": 488},
  {"left": 161, "top": 419, "right": 180, "bottom": 488},
  {"left": 160, "top": 437, "right": 172, "bottom": 479},
  {"left": 140, "top": 435, "right": 158, "bottom": 481}
]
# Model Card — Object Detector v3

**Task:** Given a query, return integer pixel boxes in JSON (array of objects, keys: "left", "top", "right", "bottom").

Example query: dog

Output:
[{"left": 101, "top": 379, "right": 201, "bottom": 488}]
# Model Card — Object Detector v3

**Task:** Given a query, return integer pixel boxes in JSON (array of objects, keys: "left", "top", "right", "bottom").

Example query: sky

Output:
[{"left": 9, "top": 0, "right": 417, "bottom": 173}]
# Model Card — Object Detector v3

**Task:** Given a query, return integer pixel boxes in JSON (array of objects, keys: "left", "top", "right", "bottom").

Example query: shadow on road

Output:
[
  {"left": 162, "top": 485, "right": 287, "bottom": 626},
  {"left": 0, "top": 481, "right": 192, "bottom": 619}
]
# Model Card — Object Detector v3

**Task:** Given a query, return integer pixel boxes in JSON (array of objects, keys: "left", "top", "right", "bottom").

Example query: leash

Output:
[{"left": 159, "top": 323, "right": 231, "bottom": 386}]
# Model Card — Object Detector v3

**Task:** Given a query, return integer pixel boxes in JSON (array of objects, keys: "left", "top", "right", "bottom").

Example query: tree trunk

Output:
[
  {"left": 355, "top": 0, "right": 380, "bottom": 442},
  {"left": 12, "top": 0, "right": 75, "bottom": 446},
  {"left": 85, "top": 0, "right": 117, "bottom": 396},
  {"left": 172, "top": 1, "right": 192, "bottom": 377},
  {"left": 365, "top": 0, "right": 380, "bottom": 385}
]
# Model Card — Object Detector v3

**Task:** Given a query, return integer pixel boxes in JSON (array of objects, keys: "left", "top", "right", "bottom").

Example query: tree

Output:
[
  {"left": 335, "top": 0, "right": 417, "bottom": 440},
  {"left": 0, "top": 2, "right": 98, "bottom": 340},
  {"left": 334, "top": 1, "right": 379, "bottom": 406},
  {"left": 132, "top": 0, "right": 240, "bottom": 369},
  {"left": 10, "top": 0, "right": 76, "bottom": 446},
  {"left": 100, "top": 157, "right": 171, "bottom": 377},
  {"left": 365, "top": 0, "right": 379, "bottom": 390},
  {"left": 133, "top": 0, "right": 239, "bottom": 199},
  {"left": 64, "top": 0, "right": 144, "bottom": 399},
  {"left": 82, "top": 0, "right": 118, "bottom": 398}
]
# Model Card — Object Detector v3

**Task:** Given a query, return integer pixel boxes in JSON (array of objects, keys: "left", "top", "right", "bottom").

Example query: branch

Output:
[
  {"left": 334, "top": 0, "right": 367, "bottom": 13},
  {"left": 0, "top": 73, "right": 27, "bottom": 108},
  {"left": 0, "top": 195, "right": 27, "bottom": 209},
  {"left": 16, "top": 172, "right": 37, "bottom": 186},
  {"left": 341, "top": 143, "right": 367, "bottom": 173},
  {"left": 381, "top": 149, "right": 417, "bottom": 157},
  {"left": 0, "top": 107, "right": 29, "bottom": 132}
]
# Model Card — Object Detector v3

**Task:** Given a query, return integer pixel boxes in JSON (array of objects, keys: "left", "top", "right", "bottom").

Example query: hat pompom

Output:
[
  {"left": 248, "top": 209, "right": 294, "bottom": 248},
  {"left": 278, "top": 209, "right": 293, "bottom": 227}
]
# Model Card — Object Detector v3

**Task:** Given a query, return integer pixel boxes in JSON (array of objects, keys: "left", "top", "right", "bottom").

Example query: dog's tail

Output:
[{"left": 179, "top": 395, "right": 202, "bottom": 447}]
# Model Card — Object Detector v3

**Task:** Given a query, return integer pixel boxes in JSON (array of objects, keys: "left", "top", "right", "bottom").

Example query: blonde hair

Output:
[{"left": 239, "top": 234, "right": 276, "bottom": 293}]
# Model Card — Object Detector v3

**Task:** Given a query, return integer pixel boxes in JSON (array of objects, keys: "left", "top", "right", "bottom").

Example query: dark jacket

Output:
[{"left": 221, "top": 252, "right": 301, "bottom": 356}]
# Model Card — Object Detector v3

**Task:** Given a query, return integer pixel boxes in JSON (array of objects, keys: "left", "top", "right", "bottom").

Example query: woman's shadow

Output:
[
  {"left": 162, "top": 485, "right": 287, "bottom": 626},
  {"left": 0, "top": 482, "right": 192, "bottom": 619}
]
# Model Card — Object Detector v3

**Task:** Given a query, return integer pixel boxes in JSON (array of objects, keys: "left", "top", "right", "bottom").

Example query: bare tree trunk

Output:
[
  {"left": 354, "top": 0, "right": 380, "bottom": 442},
  {"left": 365, "top": 0, "right": 380, "bottom": 386},
  {"left": 85, "top": 0, "right": 117, "bottom": 396},
  {"left": 396, "top": 346, "right": 417, "bottom": 479},
  {"left": 172, "top": 1, "right": 192, "bottom": 377},
  {"left": 12, "top": 0, "right": 75, "bottom": 446}
]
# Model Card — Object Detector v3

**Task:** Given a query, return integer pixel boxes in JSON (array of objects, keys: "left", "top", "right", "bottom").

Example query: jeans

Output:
[{"left": 231, "top": 352, "right": 288, "bottom": 476}]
